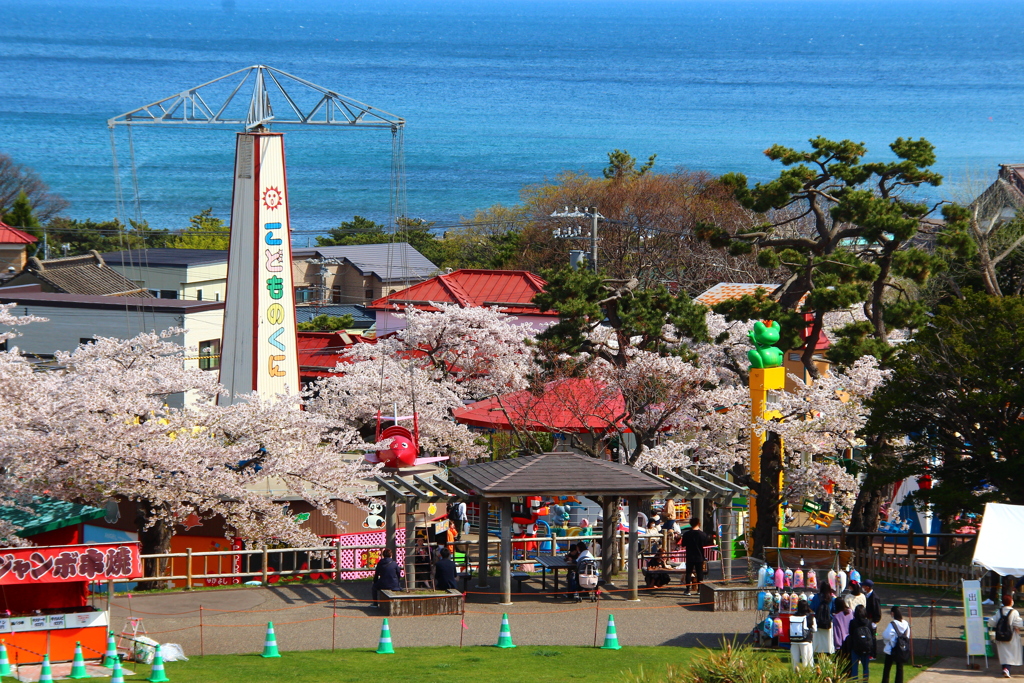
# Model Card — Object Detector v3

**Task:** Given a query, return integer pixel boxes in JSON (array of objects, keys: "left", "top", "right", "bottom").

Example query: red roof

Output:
[
  {"left": 453, "top": 378, "right": 627, "bottom": 433},
  {"left": 367, "top": 269, "right": 556, "bottom": 316},
  {"left": 0, "top": 221, "right": 38, "bottom": 245},
  {"left": 296, "top": 331, "right": 372, "bottom": 378}
]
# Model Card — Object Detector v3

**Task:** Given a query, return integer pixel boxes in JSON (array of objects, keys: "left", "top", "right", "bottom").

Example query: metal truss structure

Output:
[{"left": 107, "top": 65, "right": 404, "bottom": 131}]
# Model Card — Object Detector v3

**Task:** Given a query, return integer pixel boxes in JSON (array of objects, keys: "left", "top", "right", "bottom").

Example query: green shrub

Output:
[{"left": 623, "top": 642, "right": 847, "bottom": 683}]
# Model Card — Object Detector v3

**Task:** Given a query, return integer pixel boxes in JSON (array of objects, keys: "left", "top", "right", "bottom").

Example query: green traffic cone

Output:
[
  {"left": 68, "top": 641, "right": 89, "bottom": 679},
  {"left": 494, "top": 613, "right": 516, "bottom": 648},
  {"left": 375, "top": 618, "right": 395, "bottom": 654},
  {"left": 0, "top": 639, "right": 10, "bottom": 677},
  {"left": 110, "top": 658, "right": 125, "bottom": 683},
  {"left": 600, "top": 614, "right": 622, "bottom": 650},
  {"left": 38, "top": 654, "right": 54, "bottom": 682},
  {"left": 261, "top": 622, "right": 281, "bottom": 658},
  {"left": 102, "top": 631, "right": 118, "bottom": 667},
  {"left": 147, "top": 649, "right": 170, "bottom": 682}
]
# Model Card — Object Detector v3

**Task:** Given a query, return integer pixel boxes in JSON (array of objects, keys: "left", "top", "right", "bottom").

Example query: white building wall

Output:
[{"left": 109, "top": 263, "right": 227, "bottom": 301}]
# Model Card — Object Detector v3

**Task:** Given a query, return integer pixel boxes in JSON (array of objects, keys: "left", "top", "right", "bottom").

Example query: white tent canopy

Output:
[{"left": 972, "top": 502, "right": 1024, "bottom": 576}]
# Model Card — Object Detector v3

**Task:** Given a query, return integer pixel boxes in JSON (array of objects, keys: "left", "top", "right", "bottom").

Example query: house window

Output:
[
  {"left": 79, "top": 337, "right": 96, "bottom": 345},
  {"left": 199, "top": 339, "right": 221, "bottom": 371},
  {"left": 196, "top": 289, "right": 203, "bottom": 301},
  {"left": 215, "top": 292, "right": 220, "bottom": 302},
  {"left": 331, "top": 286, "right": 342, "bottom": 304},
  {"left": 160, "top": 290, "right": 178, "bottom": 300},
  {"left": 365, "top": 289, "right": 374, "bottom": 300}
]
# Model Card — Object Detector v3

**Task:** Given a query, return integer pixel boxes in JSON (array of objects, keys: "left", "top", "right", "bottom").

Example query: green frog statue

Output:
[{"left": 747, "top": 320, "right": 784, "bottom": 369}]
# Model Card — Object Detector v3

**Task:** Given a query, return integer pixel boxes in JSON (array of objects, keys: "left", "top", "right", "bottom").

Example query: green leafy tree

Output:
[
  {"left": 0, "top": 152, "right": 69, "bottom": 223},
  {"left": 532, "top": 266, "right": 709, "bottom": 368},
  {"left": 603, "top": 149, "right": 657, "bottom": 181},
  {"left": 700, "top": 136, "right": 948, "bottom": 374},
  {"left": 316, "top": 215, "right": 447, "bottom": 271},
  {"left": 44, "top": 217, "right": 171, "bottom": 256},
  {"left": 168, "top": 208, "right": 230, "bottom": 250},
  {"left": 297, "top": 314, "right": 355, "bottom": 332},
  {"left": 315, "top": 216, "right": 389, "bottom": 247},
  {"left": 866, "top": 292, "right": 1024, "bottom": 525},
  {"left": 2, "top": 191, "right": 42, "bottom": 239}
]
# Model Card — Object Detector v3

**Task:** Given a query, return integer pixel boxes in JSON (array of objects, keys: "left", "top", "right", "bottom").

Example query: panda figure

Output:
[{"left": 362, "top": 501, "right": 385, "bottom": 530}]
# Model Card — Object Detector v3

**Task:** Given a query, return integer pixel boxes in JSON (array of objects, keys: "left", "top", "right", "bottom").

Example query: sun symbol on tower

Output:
[{"left": 262, "top": 186, "right": 283, "bottom": 211}]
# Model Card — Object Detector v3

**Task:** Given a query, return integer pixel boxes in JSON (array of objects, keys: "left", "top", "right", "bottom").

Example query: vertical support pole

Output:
[
  {"left": 694, "top": 496, "right": 705, "bottom": 526},
  {"left": 600, "top": 497, "right": 618, "bottom": 586},
  {"left": 617, "top": 530, "right": 625, "bottom": 572},
  {"left": 331, "top": 598, "right": 337, "bottom": 652},
  {"left": 500, "top": 497, "right": 512, "bottom": 605},
  {"left": 477, "top": 498, "right": 490, "bottom": 588},
  {"left": 199, "top": 605, "right": 204, "bottom": 657},
  {"left": 723, "top": 498, "right": 734, "bottom": 583},
  {"left": 627, "top": 496, "right": 639, "bottom": 601},
  {"left": 405, "top": 501, "right": 417, "bottom": 589},
  {"left": 590, "top": 206, "right": 599, "bottom": 273},
  {"left": 334, "top": 539, "right": 343, "bottom": 586},
  {"left": 262, "top": 547, "right": 269, "bottom": 586},
  {"left": 185, "top": 548, "right": 193, "bottom": 590},
  {"left": 385, "top": 491, "right": 398, "bottom": 555},
  {"left": 106, "top": 579, "right": 113, "bottom": 616}
]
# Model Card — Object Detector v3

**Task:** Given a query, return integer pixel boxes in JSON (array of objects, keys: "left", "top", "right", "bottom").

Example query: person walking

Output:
[
  {"left": 994, "top": 594, "right": 1023, "bottom": 677},
  {"left": 863, "top": 579, "right": 883, "bottom": 658},
  {"left": 371, "top": 548, "right": 401, "bottom": 608},
  {"left": 680, "top": 518, "right": 709, "bottom": 596},
  {"left": 810, "top": 583, "right": 836, "bottom": 656},
  {"left": 847, "top": 604, "right": 874, "bottom": 682},
  {"left": 881, "top": 606, "right": 911, "bottom": 683},
  {"left": 789, "top": 598, "right": 817, "bottom": 669},
  {"left": 846, "top": 581, "right": 867, "bottom": 612},
  {"left": 832, "top": 597, "right": 854, "bottom": 653}
]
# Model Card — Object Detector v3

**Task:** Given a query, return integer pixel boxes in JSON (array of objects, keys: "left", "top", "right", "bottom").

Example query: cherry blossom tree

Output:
[{"left": 0, "top": 328, "right": 379, "bottom": 561}]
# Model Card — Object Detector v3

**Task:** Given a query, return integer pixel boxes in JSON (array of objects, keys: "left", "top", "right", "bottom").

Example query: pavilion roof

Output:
[{"left": 448, "top": 451, "right": 668, "bottom": 498}]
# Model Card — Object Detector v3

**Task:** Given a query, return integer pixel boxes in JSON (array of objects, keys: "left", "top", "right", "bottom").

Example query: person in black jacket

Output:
[
  {"left": 681, "top": 518, "right": 710, "bottom": 595},
  {"left": 863, "top": 579, "right": 882, "bottom": 657},
  {"left": 371, "top": 548, "right": 402, "bottom": 607},
  {"left": 434, "top": 547, "right": 458, "bottom": 591}
]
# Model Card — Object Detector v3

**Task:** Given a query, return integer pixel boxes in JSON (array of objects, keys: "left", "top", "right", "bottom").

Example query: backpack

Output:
[
  {"left": 815, "top": 599, "right": 833, "bottom": 630},
  {"left": 893, "top": 622, "right": 911, "bottom": 663},
  {"left": 849, "top": 623, "right": 874, "bottom": 655},
  {"left": 789, "top": 615, "right": 811, "bottom": 643},
  {"left": 995, "top": 608, "right": 1015, "bottom": 643}
]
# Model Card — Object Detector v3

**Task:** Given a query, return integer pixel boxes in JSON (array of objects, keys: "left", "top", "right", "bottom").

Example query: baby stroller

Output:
[{"left": 576, "top": 558, "right": 599, "bottom": 602}]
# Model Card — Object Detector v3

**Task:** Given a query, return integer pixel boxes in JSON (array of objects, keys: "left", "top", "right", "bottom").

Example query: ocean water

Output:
[{"left": 2, "top": 0, "right": 1024, "bottom": 237}]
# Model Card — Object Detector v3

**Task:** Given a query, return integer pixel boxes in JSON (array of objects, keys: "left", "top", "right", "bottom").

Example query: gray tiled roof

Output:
[
  {"left": 295, "top": 304, "right": 375, "bottom": 328},
  {"left": 15, "top": 251, "right": 153, "bottom": 297},
  {"left": 101, "top": 248, "right": 228, "bottom": 267},
  {"left": 448, "top": 452, "right": 668, "bottom": 498},
  {"left": 292, "top": 243, "right": 438, "bottom": 283}
]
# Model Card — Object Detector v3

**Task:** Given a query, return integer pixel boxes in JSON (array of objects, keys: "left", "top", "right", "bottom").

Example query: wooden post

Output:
[
  {"left": 385, "top": 491, "right": 398, "bottom": 555},
  {"left": 262, "top": 547, "right": 269, "bottom": 586},
  {"left": 600, "top": 496, "right": 618, "bottom": 586},
  {"left": 500, "top": 497, "right": 512, "bottom": 605},
  {"left": 627, "top": 496, "right": 639, "bottom": 601},
  {"left": 404, "top": 501, "right": 417, "bottom": 589},
  {"left": 334, "top": 540, "right": 343, "bottom": 586},
  {"left": 199, "top": 605, "right": 204, "bottom": 657},
  {"left": 617, "top": 530, "right": 626, "bottom": 572},
  {"left": 723, "top": 499, "right": 734, "bottom": 584},
  {"left": 477, "top": 498, "right": 490, "bottom": 588},
  {"left": 185, "top": 548, "right": 193, "bottom": 590}
]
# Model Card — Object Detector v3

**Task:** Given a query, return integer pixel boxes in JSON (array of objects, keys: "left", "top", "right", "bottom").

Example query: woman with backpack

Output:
[
  {"left": 789, "top": 598, "right": 817, "bottom": 669},
  {"left": 881, "top": 605, "right": 911, "bottom": 683},
  {"left": 832, "top": 597, "right": 854, "bottom": 653},
  {"left": 994, "top": 594, "right": 1022, "bottom": 677},
  {"left": 846, "top": 604, "right": 874, "bottom": 682},
  {"left": 810, "top": 584, "right": 836, "bottom": 655}
]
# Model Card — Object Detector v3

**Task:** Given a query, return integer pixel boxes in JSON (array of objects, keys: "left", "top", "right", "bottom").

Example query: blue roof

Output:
[
  {"left": 296, "top": 304, "right": 375, "bottom": 328},
  {"left": 102, "top": 249, "right": 228, "bottom": 267}
]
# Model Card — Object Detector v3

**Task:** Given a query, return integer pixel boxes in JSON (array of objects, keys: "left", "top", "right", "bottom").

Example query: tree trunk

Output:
[
  {"left": 752, "top": 432, "right": 783, "bottom": 559},
  {"left": 136, "top": 500, "right": 173, "bottom": 588},
  {"left": 848, "top": 470, "right": 886, "bottom": 551}
]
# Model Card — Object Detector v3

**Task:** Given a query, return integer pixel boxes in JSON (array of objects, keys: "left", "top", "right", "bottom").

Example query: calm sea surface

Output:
[{"left": 2, "top": 0, "right": 1023, "bottom": 237}]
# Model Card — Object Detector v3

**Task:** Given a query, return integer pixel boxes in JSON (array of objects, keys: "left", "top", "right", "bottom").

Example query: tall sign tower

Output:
[{"left": 108, "top": 66, "right": 405, "bottom": 404}]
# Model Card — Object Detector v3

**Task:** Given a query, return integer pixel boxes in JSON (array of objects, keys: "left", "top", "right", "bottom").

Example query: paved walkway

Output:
[
  {"left": 95, "top": 578, "right": 972, "bottom": 660},
  {"left": 914, "top": 657, "right": 1017, "bottom": 683}
]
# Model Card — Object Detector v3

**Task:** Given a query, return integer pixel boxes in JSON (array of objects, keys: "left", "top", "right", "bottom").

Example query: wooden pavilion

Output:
[{"left": 447, "top": 451, "right": 669, "bottom": 604}]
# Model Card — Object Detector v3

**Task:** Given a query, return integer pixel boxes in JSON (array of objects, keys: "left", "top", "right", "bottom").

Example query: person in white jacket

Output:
[
  {"left": 881, "top": 606, "right": 910, "bottom": 683},
  {"left": 790, "top": 598, "right": 817, "bottom": 670},
  {"left": 994, "top": 594, "right": 1023, "bottom": 677}
]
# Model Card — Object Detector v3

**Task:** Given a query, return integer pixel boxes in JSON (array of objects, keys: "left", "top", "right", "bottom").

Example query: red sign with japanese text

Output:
[{"left": 0, "top": 543, "right": 142, "bottom": 585}]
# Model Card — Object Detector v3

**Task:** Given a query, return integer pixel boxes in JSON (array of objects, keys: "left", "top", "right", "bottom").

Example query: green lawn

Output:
[{"left": 62, "top": 647, "right": 940, "bottom": 683}]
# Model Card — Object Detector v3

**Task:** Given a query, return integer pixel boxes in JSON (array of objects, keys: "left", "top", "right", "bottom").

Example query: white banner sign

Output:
[{"left": 963, "top": 579, "right": 986, "bottom": 656}]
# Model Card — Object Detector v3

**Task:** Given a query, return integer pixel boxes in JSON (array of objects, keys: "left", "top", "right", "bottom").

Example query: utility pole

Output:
[{"left": 551, "top": 206, "right": 603, "bottom": 273}]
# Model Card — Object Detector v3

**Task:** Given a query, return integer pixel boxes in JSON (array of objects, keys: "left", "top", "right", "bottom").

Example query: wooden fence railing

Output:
[{"left": 851, "top": 546, "right": 984, "bottom": 588}]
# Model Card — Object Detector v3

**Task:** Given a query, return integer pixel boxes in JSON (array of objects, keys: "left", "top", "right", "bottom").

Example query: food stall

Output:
[{"left": 0, "top": 542, "right": 142, "bottom": 664}]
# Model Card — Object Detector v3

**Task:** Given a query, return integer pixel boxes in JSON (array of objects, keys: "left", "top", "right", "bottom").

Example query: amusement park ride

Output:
[{"left": 108, "top": 65, "right": 406, "bottom": 406}]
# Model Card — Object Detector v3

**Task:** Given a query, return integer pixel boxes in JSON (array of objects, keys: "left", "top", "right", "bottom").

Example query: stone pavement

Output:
[
  {"left": 98, "top": 578, "right": 973, "bottom": 660},
  {"left": 913, "top": 657, "right": 1018, "bottom": 683}
]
